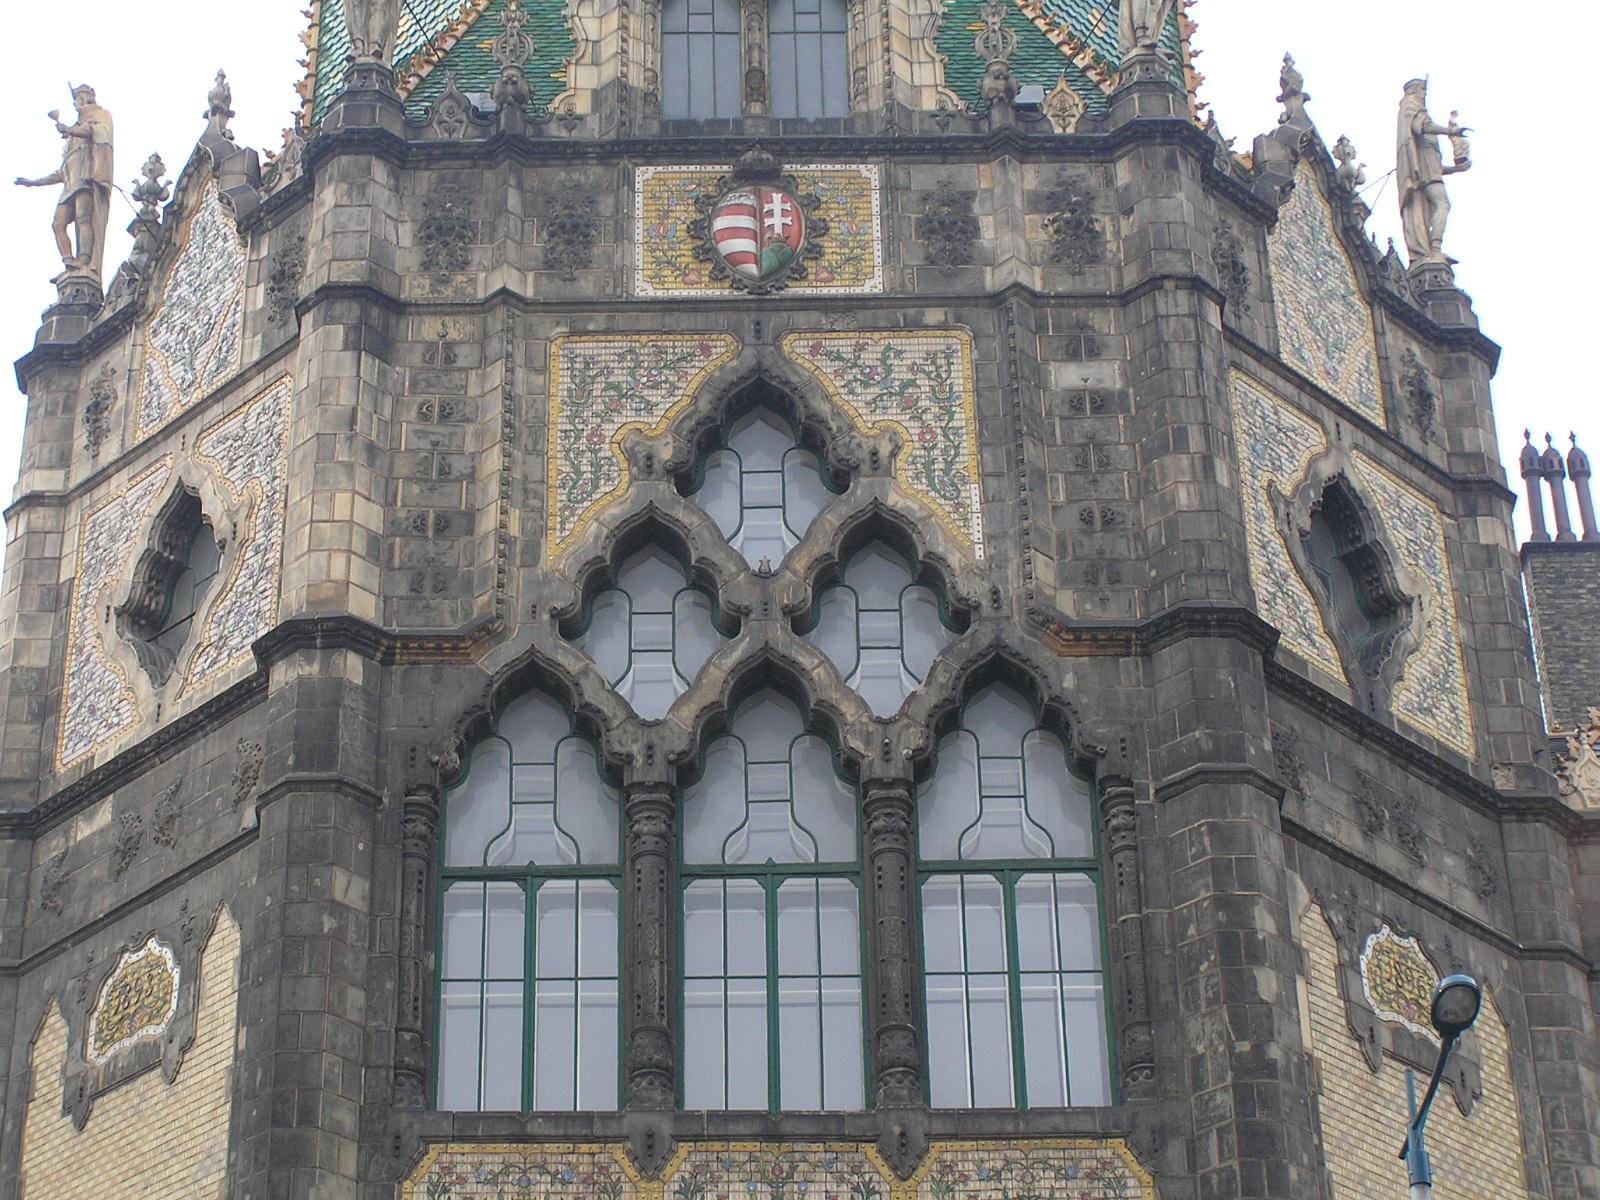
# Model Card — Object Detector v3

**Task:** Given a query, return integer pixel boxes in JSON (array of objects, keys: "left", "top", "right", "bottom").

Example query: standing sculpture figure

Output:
[
  {"left": 1119, "top": 0, "right": 1178, "bottom": 56},
  {"left": 1396, "top": 79, "right": 1469, "bottom": 266},
  {"left": 14, "top": 85, "right": 114, "bottom": 283}
]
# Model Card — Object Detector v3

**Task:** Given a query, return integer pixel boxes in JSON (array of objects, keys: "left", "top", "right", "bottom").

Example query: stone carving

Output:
[
  {"left": 919, "top": 181, "right": 979, "bottom": 266},
  {"left": 394, "top": 793, "right": 439, "bottom": 1108},
  {"left": 1360, "top": 925, "right": 1439, "bottom": 1042},
  {"left": 82, "top": 362, "right": 116, "bottom": 456},
  {"left": 489, "top": 0, "right": 536, "bottom": 119},
  {"left": 1211, "top": 219, "right": 1250, "bottom": 315},
  {"left": 14, "top": 84, "right": 115, "bottom": 283},
  {"left": 1120, "top": 0, "right": 1177, "bottom": 56},
  {"left": 266, "top": 235, "right": 305, "bottom": 326},
  {"left": 268, "top": 125, "right": 305, "bottom": 190},
  {"left": 623, "top": 786, "right": 675, "bottom": 1108},
  {"left": 1353, "top": 777, "right": 1387, "bottom": 838},
  {"left": 1388, "top": 793, "right": 1426, "bottom": 864},
  {"left": 86, "top": 936, "right": 179, "bottom": 1062},
  {"left": 39, "top": 854, "right": 67, "bottom": 915},
  {"left": 1043, "top": 73, "right": 1087, "bottom": 133},
  {"left": 543, "top": 186, "right": 596, "bottom": 280},
  {"left": 1399, "top": 347, "right": 1435, "bottom": 441},
  {"left": 783, "top": 330, "right": 985, "bottom": 555},
  {"left": 1275, "top": 53, "right": 1308, "bottom": 125},
  {"left": 1466, "top": 833, "right": 1499, "bottom": 898},
  {"left": 427, "top": 73, "right": 473, "bottom": 138},
  {"left": 1556, "top": 707, "right": 1600, "bottom": 808},
  {"left": 125, "top": 153, "right": 170, "bottom": 282},
  {"left": 863, "top": 784, "right": 921, "bottom": 1106},
  {"left": 1043, "top": 178, "right": 1103, "bottom": 272},
  {"left": 150, "top": 780, "right": 183, "bottom": 848},
  {"left": 1271, "top": 725, "right": 1306, "bottom": 795},
  {"left": 973, "top": 0, "right": 1019, "bottom": 110},
  {"left": 204, "top": 71, "right": 235, "bottom": 143},
  {"left": 689, "top": 147, "right": 828, "bottom": 295},
  {"left": 112, "top": 812, "right": 143, "bottom": 877},
  {"left": 1397, "top": 79, "right": 1470, "bottom": 266},
  {"left": 420, "top": 185, "right": 474, "bottom": 273},
  {"left": 231, "top": 738, "right": 264, "bottom": 805},
  {"left": 1267, "top": 161, "right": 1384, "bottom": 422},
  {"left": 1333, "top": 134, "right": 1366, "bottom": 189},
  {"left": 636, "top": 163, "right": 881, "bottom": 296},
  {"left": 1100, "top": 780, "right": 1154, "bottom": 1099},
  {"left": 1379, "top": 238, "right": 1411, "bottom": 296}
]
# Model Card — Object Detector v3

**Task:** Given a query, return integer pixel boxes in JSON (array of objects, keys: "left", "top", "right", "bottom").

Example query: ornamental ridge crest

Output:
[
  {"left": 86, "top": 935, "right": 180, "bottom": 1063},
  {"left": 689, "top": 145, "right": 829, "bottom": 295},
  {"left": 1359, "top": 924, "right": 1439, "bottom": 1042}
]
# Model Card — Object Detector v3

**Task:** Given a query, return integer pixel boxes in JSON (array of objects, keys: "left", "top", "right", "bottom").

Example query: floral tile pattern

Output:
[
  {"left": 1351, "top": 451, "right": 1473, "bottom": 755},
  {"left": 914, "top": 1141, "right": 1154, "bottom": 1200},
  {"left": 781, "top": 331, "right": 983, "bottom": 556},
  {"left": 1360, "top": 924, "right": 1440, "bottom": 1042},
  {"left": 59, "top": 460, "right": 173, "bottom": 769},
  {"left": 1227, "top": 372, "right": 1341, "bottom": 675},
  {"left": 548, "top": 335, "right": 739, "bottom": 558},
  {"left": 664, "top": 1143, "right": 889, "bottom": 1200},
  {"left": 138, "top": 179, "right": 247, "bottom": 436},
  {"left": 181, "top": 377, "right": 294, "bottom": 694},
  {"left": 405, "top": 1143, "right": 640, "bottom": 1200},
  {"left": 635, "top": 165, "right": 881, "bottom": 297},
  {"left": 1267, "top": 162, "right": 1383, "bottom": 425},
  {"left": 87, "top": 937, "right": 179, "bottom": 1063}
]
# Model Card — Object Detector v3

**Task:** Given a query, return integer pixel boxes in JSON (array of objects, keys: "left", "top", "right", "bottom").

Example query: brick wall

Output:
[{"left": 1523, "top": 543, "right": 1600, "bottom": 732}]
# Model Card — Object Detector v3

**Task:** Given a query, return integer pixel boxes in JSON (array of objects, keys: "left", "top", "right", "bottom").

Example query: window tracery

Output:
[
  {"left": 661, "top": 0, "right": 849, "bottom": 119},
  {"left": 117, "top": 487, "right": 222, "bottom": 686}
]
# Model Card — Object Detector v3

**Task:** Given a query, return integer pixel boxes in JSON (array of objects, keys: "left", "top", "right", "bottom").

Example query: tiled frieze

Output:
[
  {"left": 635, "top": 165, "right": 882, "bottom": 297},
  {"left": 1267, "top": 162, "right": 1383, "bottom": 425},
  {"left": 180, "top": 377, "right": 294, "bottom": 695},
  {"left": 1351, "top": 451, "right": 1473, "bottom": 756},
  {"left": 86, "top": 937, "right": 179, "bottom": 1064},
  {"left": 402, "top": 1140, "right": 1152, "bottom": 1199},
  {"left": 547, "top": 335, "right": 739, "bottom": 558},
  {"left": 1227, "top": 372, "right": 1341, "bottom": 676},
  {"left": 58, "top": 461, "right": 173, "bottom": 769},
  {"left": 1359, "top": 925, "right": 1438, "bottom": 1042},
  {"left": 1301, "top": 902, "right": 1530, "bottom": 1199},
  {"left": 781, "top": 330, "right": 984, "bottom": 556},
  {"left": 137, "top": 179, "right": 247, "bottom": 436}
]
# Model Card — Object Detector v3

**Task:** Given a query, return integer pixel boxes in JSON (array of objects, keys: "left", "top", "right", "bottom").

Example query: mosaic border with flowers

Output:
[
  {"left": 1267, "top": 161, "right": 1384, "bottom": 425},
  {"left": 87, "top": 936, "right": 180, "bottom": 1063},
  {"left": 781, "top": 330, "right": 984, "bottom": 556},
  {"left": 1359, "top": 924, "right": 1439, "bottom": 1043},
  {"left": 1351, "top": 450, "right": 1474, "bottom": 756},
  {"left": 58, "top": 459, "right": 174, "bottom": 769},
  {"left": 548, "top": 335, "right": 740, "bottom": 558},
  {"left": 179, "top": 376, "right": 294, "bottom": 696},
  {"left": 1227, "top": 371, "right": 1341, "bottom": 677},
  {"left": 635, "top": 165, "right": 883, "bottom": 297},
  {"left": 402, "top": 1140, "right": 1154, "bottom": 1199},
  {"left": 137, "top": 178, "right": 247, "bottom": 437}
]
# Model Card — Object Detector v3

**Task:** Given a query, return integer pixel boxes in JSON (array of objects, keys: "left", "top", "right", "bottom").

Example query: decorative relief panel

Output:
[
  {"left": 547, "top": 335, "right": 739, "bottom": 558},
  {"left": 780, "top": 331, "right": 984, "bottom": 556},
  {"left": 180, "top": 377, "right": 294, "bottom": 695},
  {"left": 137, "top": 179, "right": 247, "bottom": 436},
  {"left": 1556, "top": 708, "right": 1600, "bottom": 808},
  {"left": 1359, "top": 925, "right": 1438, "bottom": 1042},
  {"left": 59, "top": 461, "right": 173, "bottom": 769},
  {"left": 1227, "top": 372, "right": 1340, "bottom": 676},
  {"left": 635, "top": 165, "right": 882, "bottom": 297},
  {"left": 86, "top": 937, "right": 179, "bottom": 1063},
  {"left": 1351, "top": 452, "right": 1473, "bottom": 756},
  {"left": 1267, "top": 161, "right": 1383, "bottom": 424},
  {"left": 403, "top": 1140, "right": 1152, "bottom": 1199}
]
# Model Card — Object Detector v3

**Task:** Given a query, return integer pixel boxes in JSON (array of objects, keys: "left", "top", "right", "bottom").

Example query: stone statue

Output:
[
  {"left": 1119, "top": 0, "right": 1178, "bottom": 56},
  {"left": 978, "top": 60, "right": 1019, "bottom": 109},
  {"left": 1276, "top": 52, "right": 1309, "bottom": 125},
  {"left": 1397, "top": 79, "right": 1470, "bottom": 266},
  {"left": 1333, "top": 135, "right": 1366, "bottom": 189},
  {"left": 14, "top": 84, "right": 115, "bottom": 283},
  {"left": 348, "top": 0, "right": 400, "bottom": 61},
  {"left": 205, "top": 70, "right": 235, "bottom": 142}
]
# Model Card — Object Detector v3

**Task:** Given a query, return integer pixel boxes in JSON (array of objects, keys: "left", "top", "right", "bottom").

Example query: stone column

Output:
[
  {"left": 392, "top": 788, "right": 439, "bottom": 1108},
  {"left": 1568, "top": 435, "right": 1598, "bottom": 541},
  {"left": 622, "top": 779, "right": 676, "bottom": 1108},
  {"left": 861, "top": 776, "right": 923, "bottom": 1107},
  {"left": 1521, "top": 434, "right": 1551, "bottom": 543},
  {"left": 1099, "top": 775, "right": 1154, "bottom": 1099},
  {"left": 741, "top": 0, "right": 770, "bottom": 114},
  {"left": 1542, "top": 436, "right": 1576, "bottom": 542}
]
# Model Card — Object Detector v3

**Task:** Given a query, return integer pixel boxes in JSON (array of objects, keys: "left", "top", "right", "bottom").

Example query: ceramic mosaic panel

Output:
[
  {"left": 404, "top": 1144, "right": 641, "bottom": 1200},
  {"left": 548, "top": 335, "right": 739, "bottom": 557},
  {"left": 1227, "top": 372, "right": 1340, "bottom": 676},
  {"left": 635, "top": 165, "right": 882, "bottom": 297},
  {"left": 87, "top": 937, "right": 179, "bottom": 1063},
  {"left": 138, "top": 179, "right": 247, "bottom": 436},
  {"left": 1359, "top": 925, "right": 1438, "bottom": 1041},
  {"left": 781, "top": 331, "right": 984, "bottom": 556},
  {"left": 664, "top": 1143, "right": 889, "bottom": 1200},
  {"left": 180, "top": 377, "right": 294, "bottom": 695},
  {"left": 915, "top": 1141, "right": 1155, "bottom": 1200},
  {"left": 1351, "top": 451, "right": 1473, "bottom": 756},
  {"left": 1267, "top": 161, "right": 1383, "bottom": 424},
  {"left": 59, "top": 460, "right": 173, "bottom": 769}
]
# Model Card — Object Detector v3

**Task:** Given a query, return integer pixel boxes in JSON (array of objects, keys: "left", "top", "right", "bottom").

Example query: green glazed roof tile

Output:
[{"left": 402, "top": 0, "right": 575, "bottom": 119}]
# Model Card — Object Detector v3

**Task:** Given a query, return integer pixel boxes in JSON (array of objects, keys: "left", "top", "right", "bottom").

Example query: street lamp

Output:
[{"left": 1399, "top": 974, "right": 1483, "bottom": 1199}]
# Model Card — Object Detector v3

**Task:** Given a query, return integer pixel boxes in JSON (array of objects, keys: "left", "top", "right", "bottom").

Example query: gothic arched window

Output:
[
  {"left": 118, "top": 487, "right": 221, "bottom": 685},
  {"left": 917, "top": 684, "right": 1110, "bottom": 1108},
  {"left": 661, "top": 0, "right": 850, "bottom": 120},
  {"left": 436, "top": 691, "right": 622, "bottom": 1111}
]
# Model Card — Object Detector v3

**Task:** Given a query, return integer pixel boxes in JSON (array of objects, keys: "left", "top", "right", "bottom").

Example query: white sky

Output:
[{"left": 0, "top": 1, "right": 1582, "bottom": 563}]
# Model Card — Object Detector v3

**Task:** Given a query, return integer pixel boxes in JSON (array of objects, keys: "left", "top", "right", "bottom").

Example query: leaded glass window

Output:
[
  {"left": 572, "top": 546, "right": 723, "bottom": 719},
  {"left": 768, "top": 0, "right": 849, "bottom": 118},
  {"left": 917, "top": 685, "right": 1110, "bottom": 1108},
  {"left": 437, "top": 690, "right": 622, "bottom": 1111},
  {"left": 806, "top": 542, "right": 955, "bottom": 715},
  {"left": 687, "top": 408, "right": 833, "bottom": 569},
  {"left": 662, "top": 0, "right": 743, "bottom": 119},
  {"left": 681, "top": 691, "right": 865, "bottom": 1109},
  {"left": 662, "top": 0, "right": 850, "bottom": 120}
]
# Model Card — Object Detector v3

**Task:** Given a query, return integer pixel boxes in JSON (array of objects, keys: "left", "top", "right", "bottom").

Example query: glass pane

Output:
[
  {"left": 442, "top": 882, "right": 486, "bottom": 979},
  {"left": 1014, "top": 875, "right": 1061, "bottom": 973},
  {"left": 1020, "top": 972, "right": 1068, "bottom": 1107},
  {"left": 724, "top": 977, "right": 769, "bottom": 1108},
  {"left": 924, "top": 973, "right": 969, "bottom": 1107},
  {"left": 815, "top": 878, "right": 860, "bottom": 974},
  {"left": 855, "top": 647, "right": 911, "bottom": 716},
  {"left": 683, "top": 880, "right": 726, "bottom": 975},
  {"left": 532, "top": 979, "right": 577, "bottom": 1108},
  {"left": 437, "top": 981, "right": 482, "bottom": 1109},
  {"left": 917, "top": 731, "right": 979, "bottom": 859},
  {"left": 1046, "top": 872, "right": 1102, "bottom": 971},
  {"left": 790, "top": 736, "right": 855, "bottom": 861},
  {"left": 576, "top": 977, "right": 620, "bottom": 1108},
  {"left": 1064, "top": 979, "right": 1111, "bottom": 1105},
  {"left": 782, "top": 449, "right": 829, "bottom": 537},
  {"left": 554, "top": 740, "right": 619, "bottom": 864},
  {"left": 901, "top": 587, "right": 947, "bottom": 679},
  {"left": 738, "top": 692, "right": 804, "bottom": 762},
  {"left": 444, "top": 740, "right": 511, "bottom": 866},
  {"left": 777, "top": 878, "right": 821, "bottom": 976},
  {"left": 498, "top": 690, "right": 570, "bottom": 751},
  {"left": 1023, "top": 734, "right": 1094, "bottom": 858},
  {"left": 582, "top": 590, "right": 631, "bottom": 684},
  {"left": 577, "top": 881, "right": 620, "bottom": 977},
  {"left": 960, "top": 876, "right": 1007, "bottom": 973},
  {"left": 819, "top": 976, "right": 864, "bottom": 1108},
  {"left": 967, "top": 973, "right": 1014, "bottom": 1106},
  {"left": 484, "top": 881, "right": 526, "bottom": 978},
  {"left": 920, "top": 876, "right": 965, "bottom": 974},
  {"left": 809, "top": 588, "right": 858, "bottom": 680},
  {"left": 724, "top": 880, "right": 767, "bottom": 976},
  {"left": 697, "top": 450, "right": 742, "bottom": 539},
  {"left": 623, "top": 654, "right": 680, "bottom": 720},
  {"left": 683, "top": 739, "right": 747, "bottom": 863},
  {"left": 778, "top": 976, "right": 821, "bottom": 1109},
  {"left": 536, "top": 881, "right": 577, "bottom": 977},
  {"left": 674, "top": 590, "right": 721, "bottom": 684},
  {"left": 481, "top": 981, "right": 525, "bottom": 1109},
  {"left": 964, "top": 685, "right": 1033, "bottom": 749},
  {"left": 683, "top": 977, "right": 726, "bottom": 1107}
]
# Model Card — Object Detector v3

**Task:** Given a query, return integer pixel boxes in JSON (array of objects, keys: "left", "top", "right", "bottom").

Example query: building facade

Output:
[{"left": 0, "top": 2, "right": 1596, "bottom": 1198}]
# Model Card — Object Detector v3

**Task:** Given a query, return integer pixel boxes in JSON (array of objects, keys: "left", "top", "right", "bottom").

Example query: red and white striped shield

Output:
[{"left": 710, "top": 186, "right": 806, "bottom": 282}]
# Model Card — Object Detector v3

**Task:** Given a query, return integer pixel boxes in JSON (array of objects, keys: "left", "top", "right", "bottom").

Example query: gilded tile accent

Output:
[
  {"left": 635, "top": 165, "right": 882, "bottom": 297},
  {"left": 548, "top": 335, "right": 739, "bottom": 557},
  {"left": 404, "top": 1143, "right": 641, "bottom": 1200},
  {"left": 1227, "top": 372, "right": 1340, "bottom": 676},
  {"left": 1301, "top": 902, "right": 1530, "bottom": 1199},
  {"left": 180, "top": 377, "right": 294, "bottom": 694},
  {"left": 1267, "top": 162, "right": 1383, "bottom": 424},
  {"left": 781, "top": 331, "right": 984, "bottom": 555},
  {"left": 58, "top": 461, "right": 174, "bottom": 769},
  {"left": 914, "top": 1141, "right": 1155, "bottom": 1200},
  {"left": 1359, "top": 925, "right": 1437, "bottom": 1042},
  {"left": 138, "top": 179, "right": 247, "bottom": 436},
  {"left": 1351, "top": 451, "right": 1473, "bottom": 756},
  {"left": 663, "top": 1143, "right": 891, "bottom": 1200},
  {"left": 86, "top": 937, "right": 179, "bottom": 1063}
]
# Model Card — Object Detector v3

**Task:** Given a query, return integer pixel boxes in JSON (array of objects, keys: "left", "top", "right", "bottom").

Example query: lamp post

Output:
[{"left": 1399, "top": 974, "right": 1483, "bottom": 1199}]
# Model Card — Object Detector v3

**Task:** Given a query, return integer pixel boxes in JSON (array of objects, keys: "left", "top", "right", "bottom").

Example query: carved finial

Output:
[
  {"left": 205, "top": 70, "right": 235, "bottom": 142},
  {"left": 132, "top": 154, "right": 170, "bottom": 222},
  {"left": 1276, "top": 52, "right": 1309, "bottom": 125},
  {"left": 757, "top": 557, "right": 773, "bottom": 576},
  {"left": 1570, "top": 433, "right": 1591, "bottom": 479},
  {"left": 1043, "top": 72, "right": 1086, "bottom": 133},
  {"left": 973, "top": 0, "right": 1019, "bottom": 109},
  {"left": 1333, "top": 134, "right": 1366, "bottom": 189}
]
